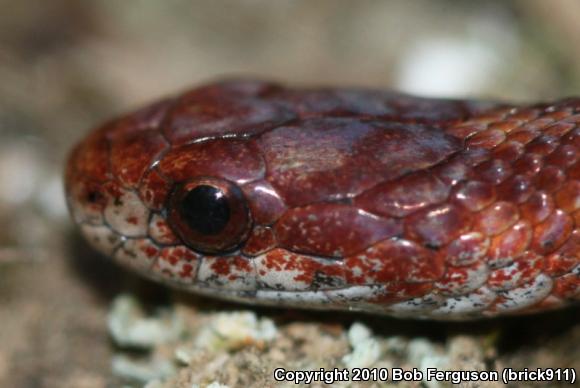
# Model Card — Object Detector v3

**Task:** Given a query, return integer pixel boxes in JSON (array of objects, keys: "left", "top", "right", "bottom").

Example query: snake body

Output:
[{"left": 65, "top": 79, "right": 579, "bottom": 320}]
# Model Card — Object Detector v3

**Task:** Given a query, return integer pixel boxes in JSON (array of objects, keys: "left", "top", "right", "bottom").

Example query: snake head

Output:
[
  {"left": 65, "top": 80, "right": 293, "bottom": 303},
  {"left": 66, "top": 80, "right": 580, "bottom": 319}
]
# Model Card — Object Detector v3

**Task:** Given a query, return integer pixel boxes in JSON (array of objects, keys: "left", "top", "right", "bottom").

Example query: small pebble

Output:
[
  {"left": 108, "top": 294, "right": 185, "bottom": 348},
  {"left": 342, "top": 322, "right": 381, "bottom": 369},
  {"left": 193, "top": 311, "right": 277, "bottom": 351}
]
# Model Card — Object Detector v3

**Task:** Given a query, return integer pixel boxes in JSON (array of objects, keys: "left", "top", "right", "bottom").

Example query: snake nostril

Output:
[{"left": 86, "top": 190, "right": 102, "bottom": 203}]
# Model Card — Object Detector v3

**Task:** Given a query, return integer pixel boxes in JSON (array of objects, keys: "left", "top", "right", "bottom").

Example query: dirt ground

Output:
[{"left": 0, "top": 1, "right": 579, "bottom": 387}]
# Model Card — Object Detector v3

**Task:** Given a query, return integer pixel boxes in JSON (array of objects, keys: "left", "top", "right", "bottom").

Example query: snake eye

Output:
[{"left": 168, "top": 177, "right": 251, "bottom": 254}]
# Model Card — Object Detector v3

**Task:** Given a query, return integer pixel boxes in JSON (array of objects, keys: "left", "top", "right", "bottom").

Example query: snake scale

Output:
[{"left": 65, "top": 79, "right": 579, "bottom": 320}]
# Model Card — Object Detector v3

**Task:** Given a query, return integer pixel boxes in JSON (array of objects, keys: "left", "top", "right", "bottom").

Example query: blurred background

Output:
[{"left": 0, "top": 1, "right": 579, "bottom": 386}]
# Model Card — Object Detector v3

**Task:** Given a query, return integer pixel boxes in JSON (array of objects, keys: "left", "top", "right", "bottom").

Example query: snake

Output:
[{"left": 65, "top": 79, "right": 579, "bottom": 320}]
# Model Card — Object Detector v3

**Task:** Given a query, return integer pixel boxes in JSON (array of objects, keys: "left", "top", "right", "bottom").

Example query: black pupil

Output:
[{"left": 181, "top": 185, "right": 230, "bottom": 235}]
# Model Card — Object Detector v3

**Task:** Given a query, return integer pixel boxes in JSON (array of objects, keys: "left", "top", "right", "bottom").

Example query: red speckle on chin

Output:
[
  {"left": 180, "top": 263, "right": 194, "bottom": 278},
  {"left": 210, "top": 256, "right": 253, "bottom": 277},
  {"left": 159, "top": 246, "right": 198, "bottom": 266},
  {"left": 435, "top": 264, "right": 479, "bottom": 294},
  {"left": 293, "top": 258, "right": 344, "bottom": 284},
  {"left": 258, "top": 248, "right": 345, "bottom": 286},
  {"left": 144, "top": 246, "right": 158, "bottom": 258},
  {"left": 487, "top": 252, "right": 544, "bottom": 290}
]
